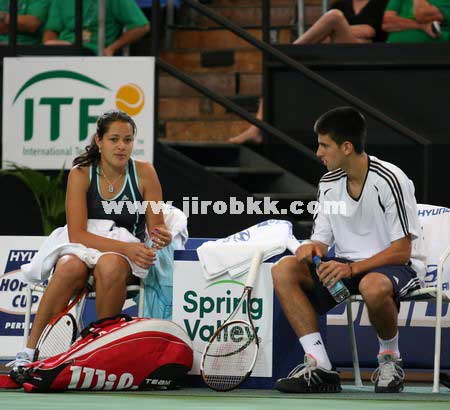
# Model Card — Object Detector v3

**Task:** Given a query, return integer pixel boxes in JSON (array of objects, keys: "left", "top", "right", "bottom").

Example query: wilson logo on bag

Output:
[
  {"left": 67, "top": 366, "right": 135, "bottom": 390},
  {"left": 11, "top": 314, "right": 193, "bottom": 393}
]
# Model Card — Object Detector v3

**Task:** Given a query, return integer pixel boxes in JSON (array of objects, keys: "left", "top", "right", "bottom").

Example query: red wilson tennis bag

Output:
[{"left": 11, "top": 314, "right": 193, "bottom": 393}]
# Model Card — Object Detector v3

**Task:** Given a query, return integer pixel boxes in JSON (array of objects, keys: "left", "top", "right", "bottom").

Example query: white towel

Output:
[
  {"left": 197, "top": 219, "right": 301, "bottom": 280},
  {"left": 20, "top": 219, "right": 148, "bottom": 284},
  {"left": 160, "top": 205, "right": 188, "bottom": 250},
  {"left": 20, "top": 205, "right": 189, "bottom": 285},
  {"left": 417, "top": 204, "right": 450, "bottom": 296}
]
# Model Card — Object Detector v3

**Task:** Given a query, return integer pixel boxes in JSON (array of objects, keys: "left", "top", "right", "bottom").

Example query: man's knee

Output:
[
  {"left": 271, "top": 256, "right": 309, "bottom": 289},
  {"left": 94, "top": 255, "right": 129, "bottom": 285},
  {"left": 359, "top": 273, "right": 394, "bottom": 305},
  {"left": 53, "top": 255, "right": 88, "bottom": 289}
]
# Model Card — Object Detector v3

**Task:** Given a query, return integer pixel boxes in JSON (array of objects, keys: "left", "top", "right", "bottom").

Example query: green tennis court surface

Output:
[{"left": 2, "top": 386, "right": 450, "bottom": 410}]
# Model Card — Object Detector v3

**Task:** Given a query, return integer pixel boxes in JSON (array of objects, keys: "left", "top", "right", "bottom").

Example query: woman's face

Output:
[{"left": 96, "top": 120, "right": 134, "bottom": 167}]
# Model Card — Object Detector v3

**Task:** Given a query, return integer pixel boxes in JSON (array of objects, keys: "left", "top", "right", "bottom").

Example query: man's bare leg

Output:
[
  {"left": 271, "top": 256, "right": 319, "bottom": 337},
  {"left": 360, "top": 273, "right": 404, "bottom": 392},
  {"left": 359, "top": 273, "right": 398, "bottom": 340},
  {"left": 272, "top": 256, "right": 340, "bottom": 392}
]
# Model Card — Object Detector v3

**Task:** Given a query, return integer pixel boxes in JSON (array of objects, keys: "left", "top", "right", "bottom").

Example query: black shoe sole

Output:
[
  {"left": 275, "top": 382, "right": 342, "bottom": 394},
  {"left": 375, "top": 383, "right": 404, "bottom": 393}
]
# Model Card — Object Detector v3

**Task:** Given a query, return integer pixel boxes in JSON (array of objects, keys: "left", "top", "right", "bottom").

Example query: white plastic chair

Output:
[{"left": 347, "top": 204, "right": 450, "bottom": 393}]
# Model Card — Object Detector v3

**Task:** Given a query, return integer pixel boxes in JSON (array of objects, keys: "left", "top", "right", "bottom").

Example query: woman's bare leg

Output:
[
  {"left": 93, "top": 254, "right": 131, "bottom": 318},
  {"left": 27, "top": 255, "right": 89, "bottom": 348},
  {"left": 294, "top": 9, "right": 359, "bottom": 44},
  {"left": 229, "top": 10, "right": 362, "bottom": 144},
  {"left": 228, "top": 100, "right": 264, "bottom": 144}
]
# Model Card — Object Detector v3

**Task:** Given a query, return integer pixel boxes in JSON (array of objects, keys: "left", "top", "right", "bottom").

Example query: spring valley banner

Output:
[
  {"left": 2, "top": 57, "right": 154, "bottom": 169},
  {"left": 172, "top": 261, "right": 274, "bottom": 377}
]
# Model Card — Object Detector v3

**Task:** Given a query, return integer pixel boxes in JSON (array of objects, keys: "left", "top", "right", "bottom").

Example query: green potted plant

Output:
[{"left": 0, "top": 163, "right": 66, "bottom": 235}]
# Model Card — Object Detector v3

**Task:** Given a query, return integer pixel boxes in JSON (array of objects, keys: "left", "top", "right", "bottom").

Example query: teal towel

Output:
[{"left": 135, "top": 243, "right": 175, "bottom": 319}]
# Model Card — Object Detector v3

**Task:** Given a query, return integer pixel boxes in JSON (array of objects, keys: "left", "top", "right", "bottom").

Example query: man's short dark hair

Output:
[{"left": 314, "top": 107, "right": 366, "bottom": 154}]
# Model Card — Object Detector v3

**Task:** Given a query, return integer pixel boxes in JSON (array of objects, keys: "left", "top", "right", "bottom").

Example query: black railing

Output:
[
  {"left": 8, "top": 0, "right": 17, "bottom": 54},
  {"left": 74, "top": 0, "right": 83, "bottom": 49},
  {"left": 150, "top": 0, "right": 431, "bottom": 200},
  {"left": 4, "top": 0, "right": 432, "bottom": 199}
]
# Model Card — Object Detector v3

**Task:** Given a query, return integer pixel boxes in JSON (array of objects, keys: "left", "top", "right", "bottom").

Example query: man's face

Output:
[{"left": 316, "top": 133, "right": 346, "bottom": 171}]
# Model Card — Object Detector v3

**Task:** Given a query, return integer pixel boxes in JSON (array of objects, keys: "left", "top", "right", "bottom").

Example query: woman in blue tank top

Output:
[{"left": 19, "top": 110, "right": 172, "bottom": 362}]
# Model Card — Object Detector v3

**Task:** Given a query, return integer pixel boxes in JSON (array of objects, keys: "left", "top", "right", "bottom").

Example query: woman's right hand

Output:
[{"left": 124, "top": 242, "right": 156, "bottom": 269}]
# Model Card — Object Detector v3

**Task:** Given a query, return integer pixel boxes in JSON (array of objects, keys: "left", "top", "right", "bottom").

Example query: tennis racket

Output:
[
  {"left": 201, "top": 249, "right": 264, "bottom": 391},
  {"left": 34, "top": 286, "right": 89, "bottom": 360}
]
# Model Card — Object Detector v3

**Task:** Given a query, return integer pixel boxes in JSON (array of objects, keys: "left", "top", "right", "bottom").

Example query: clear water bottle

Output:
[{"left": 312, "top": 256, "right": 350, "bottom": 303}]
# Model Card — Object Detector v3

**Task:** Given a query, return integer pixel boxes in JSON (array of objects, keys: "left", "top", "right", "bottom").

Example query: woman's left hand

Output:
[{"left": 150, "top": 226, "right": 172, "bottom": 250}]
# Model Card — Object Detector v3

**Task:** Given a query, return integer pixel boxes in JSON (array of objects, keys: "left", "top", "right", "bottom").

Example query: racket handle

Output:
[{"left": 245, "top": 248, "right": 263, "bottom": 289}]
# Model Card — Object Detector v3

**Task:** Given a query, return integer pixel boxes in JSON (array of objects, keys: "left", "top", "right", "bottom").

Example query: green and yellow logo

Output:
[
  {"left": 13, "top": 70, "right": 145, "bottom": 142},
  {"left": 115, "top": 83, "right": 145, "bottom": 116}
]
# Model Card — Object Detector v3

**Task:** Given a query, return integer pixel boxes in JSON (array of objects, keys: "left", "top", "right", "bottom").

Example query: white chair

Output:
[{"left": 347, "top": 204, "right": 450, "bottom": 393}]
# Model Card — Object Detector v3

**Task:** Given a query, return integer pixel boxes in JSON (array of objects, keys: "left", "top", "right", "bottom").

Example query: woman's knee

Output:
[
  {"left": 359, "top": 273, "right": 394, "bottom": 305},
  {"left": 324, "top": 9, "right": 346, "bottom": 24},
  {"left": 52, "top": 255, "right": 89, "bottom": 288},
  {"left": 94, "top": 255, "right": 129, "bottom": 285}
]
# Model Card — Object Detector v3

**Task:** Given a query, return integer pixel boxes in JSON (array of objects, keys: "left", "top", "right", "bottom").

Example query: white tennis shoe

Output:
[{"left": 6, "top": 351, "right": 33, "bottom": 370}]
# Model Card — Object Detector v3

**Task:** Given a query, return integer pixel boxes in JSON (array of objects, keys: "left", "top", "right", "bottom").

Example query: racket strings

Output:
[
  {"left": 37, "top": 314, "right": 76, "bottom": 359},
  {"left": 202, "top": 321, "right": 258, "bottom": 391}
]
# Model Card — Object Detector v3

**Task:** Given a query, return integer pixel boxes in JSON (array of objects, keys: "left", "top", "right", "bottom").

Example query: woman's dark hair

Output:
[
  {"left": 72, "top": 109, "right": 137, "bottom": 167},
  {"left": 314, "top": 106, "right": 366, "bottom": 154}
]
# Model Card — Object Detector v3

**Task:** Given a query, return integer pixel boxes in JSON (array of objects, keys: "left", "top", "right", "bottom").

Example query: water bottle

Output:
[
  {"left": 312, "top": 256, "right": 350, "bottom": 303},
  {"left": 144, "top": 234, "right": 158, "bottom": 249}
]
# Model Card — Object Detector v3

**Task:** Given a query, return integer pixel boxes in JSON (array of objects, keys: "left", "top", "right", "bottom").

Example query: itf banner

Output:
[{"left": 2, "top": 57, "right": 155, "bottom": 170}]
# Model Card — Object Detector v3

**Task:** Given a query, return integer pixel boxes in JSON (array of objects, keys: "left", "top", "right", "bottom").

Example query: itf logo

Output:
[
  {"left": 3, "top": 58, "right": 154, "bottom": 169},
  {"left": 13, "top": 70, "right": 145, "bottom": 142}
]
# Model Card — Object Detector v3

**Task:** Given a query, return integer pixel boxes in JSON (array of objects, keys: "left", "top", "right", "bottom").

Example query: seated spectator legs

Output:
[
  {"left": 228, "top": 103, "right": 264, "bottom": 145},
  {"left": 229, "top": 10, "right": 375, "bottom": 144},
  {"left": 294, "top": 9, "right": 372, "bottom": 44}
]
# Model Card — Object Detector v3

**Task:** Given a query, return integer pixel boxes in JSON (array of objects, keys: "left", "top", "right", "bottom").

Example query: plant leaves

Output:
[{"left": 0, "top": 162, "right": 66, "bottom": 235}]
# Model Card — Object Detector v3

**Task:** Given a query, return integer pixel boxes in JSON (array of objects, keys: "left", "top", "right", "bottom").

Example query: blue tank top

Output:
[{"left": 87, "top": 159, "right": 146, "bottom": 241}]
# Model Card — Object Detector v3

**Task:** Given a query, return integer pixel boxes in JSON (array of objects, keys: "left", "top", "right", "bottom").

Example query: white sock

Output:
[
  {"left": 377, "top": 332, "right": 400, "bottom": 357},
  {"left": 299, "top": 332, "right": 332, "bottom": 370},
  {"left": 23, "top": 347, "right": 35, "bottom": 359}
]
